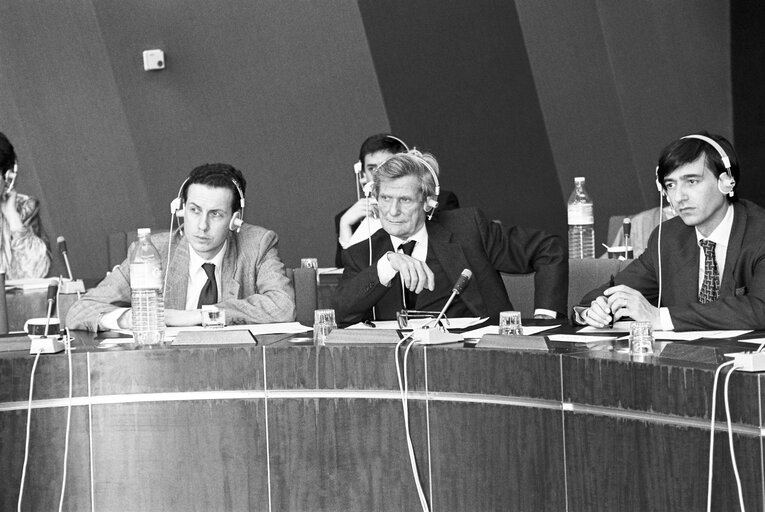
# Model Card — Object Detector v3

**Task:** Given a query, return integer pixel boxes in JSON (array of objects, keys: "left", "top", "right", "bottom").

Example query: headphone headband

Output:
[{"left": 680, "top": 134, "right": 731, "bottom": 171}]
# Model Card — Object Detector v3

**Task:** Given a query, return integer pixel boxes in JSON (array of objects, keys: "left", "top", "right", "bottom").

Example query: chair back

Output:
[{"left": 286, "top": 267, "right": 318, "bottom": 325}]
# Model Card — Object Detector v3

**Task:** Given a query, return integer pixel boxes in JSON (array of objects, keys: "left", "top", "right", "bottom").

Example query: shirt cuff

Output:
[
  {"left": 659, "top": 307, "right": 674, "bottom": 331},
  {"left": 100, "top": 308, "right": 129, "bottom": 330},
  {"left": 376, "top": 252, "right": 398, "bottom": 286},
  {"left": 572, "top": 306, "right": 588, "bottom": 325},
  {"left": 534, "top": 308, "right": 558, "bottom": 319}
]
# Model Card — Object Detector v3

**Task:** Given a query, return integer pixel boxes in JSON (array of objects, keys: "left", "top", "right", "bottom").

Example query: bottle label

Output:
[
  {"left": 130, "top": 262, "right": 162, "bottom": 289},
  {"left": 567, "top": 203, "right": 594, "bottom": 224}
]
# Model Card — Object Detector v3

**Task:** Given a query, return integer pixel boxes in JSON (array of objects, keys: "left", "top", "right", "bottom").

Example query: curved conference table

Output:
[{"left": 0, "top": 326, "right": 763, "bottom": 511}]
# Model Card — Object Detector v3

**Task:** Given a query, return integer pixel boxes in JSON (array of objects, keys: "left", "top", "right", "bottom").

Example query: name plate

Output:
[
  {"left": 477, "top": 334, "right": 549, "bottom": 351},
  {"left": 172, "top": 329, "right": 256, "bottom": 346},
  {"left": 325, "top": 329, "right": 402, "bottom": 345}
]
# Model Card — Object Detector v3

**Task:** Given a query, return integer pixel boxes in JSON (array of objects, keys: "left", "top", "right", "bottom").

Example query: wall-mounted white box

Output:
[{"left": 143, "top": 49, "right": 165, "bottom": 71}]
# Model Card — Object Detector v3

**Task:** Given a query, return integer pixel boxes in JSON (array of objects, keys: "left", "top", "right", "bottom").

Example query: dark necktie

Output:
[
  {"left": 399, "top": 240, "right": 417, "bottom": 309},
  {"left": 197, "top": 263, "right": 218, "bottom": 308},
  {"left": 698, "top": 239, "right": 719, "bottom": 304}
]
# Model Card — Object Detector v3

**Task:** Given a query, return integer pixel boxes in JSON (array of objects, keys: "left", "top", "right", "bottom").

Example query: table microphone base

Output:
[
  {"left": 413, "top": 328, "right": 464, "bottom": 345},
  {"left": 29, "top": 336, "right": 66, "bottom": 354},
  {"left": 60, "top": 280, "right": 85, "bottom": 294}
]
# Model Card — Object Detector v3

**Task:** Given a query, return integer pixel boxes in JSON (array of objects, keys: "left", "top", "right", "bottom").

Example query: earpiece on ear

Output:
[
  {"left": 229, "top": 212, "right": 243, "bottom": 232},
  {"left": 363, "top": 181, "right": 374, "bottom": 197},
  {"left": 170, "top": 197, "right": 185, "bottom": 217},
  {"left": 424, "top": 197, "right": 439, "bottom": 212},
  {"left": 354, "top": 161, "right": 362, "bottom": 175},
  {"left": 717, "top": 172, "right": 736, "bottom": 197}
]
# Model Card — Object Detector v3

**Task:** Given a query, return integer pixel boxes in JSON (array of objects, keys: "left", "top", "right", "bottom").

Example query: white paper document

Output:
[
  {"left": 109, "top": 322, "right": 311, "bottom": 341},
  {"left": 650, "top": 330, "right": 752, "bottom": 341}
]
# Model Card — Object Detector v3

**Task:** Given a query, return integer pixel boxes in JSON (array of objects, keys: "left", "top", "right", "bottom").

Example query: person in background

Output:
[
  {"left": 0, "top": 132, "right": 49, "bottom": 279},
  {"left": 333, "top": 150, "right": 567, "bottom": 325},
  {"left": 333, "top": 133, "right": 459, "bottom": 267},
  {"left": 577, "top": 132, "right": 765, "bottom": 331},
  {"left": 67, "top": 163, "right": 295, "bottom": 330}
]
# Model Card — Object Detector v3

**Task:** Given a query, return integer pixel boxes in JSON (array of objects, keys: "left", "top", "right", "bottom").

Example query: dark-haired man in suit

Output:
[
  {"left": 577, "top": 132, "right": 765, "bottom": 331},
  {"left": 67, "top": 163, "right": 295, "bottom": 330},
  {"left": 333, "top": 150, "right": 567, "bottom": 325}
]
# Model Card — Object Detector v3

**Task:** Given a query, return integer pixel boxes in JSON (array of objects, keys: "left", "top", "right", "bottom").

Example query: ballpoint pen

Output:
[{"left": 608, "top": 274, "right": 615, "bottom": 328}]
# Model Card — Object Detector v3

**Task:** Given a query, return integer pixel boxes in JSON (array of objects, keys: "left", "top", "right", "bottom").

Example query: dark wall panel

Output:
[
  {"left": 732, "top": 0, "right": 765, "bottom": 207},
  {"left": 0, "top": 1, "right": 389, "bottom": 277},
  {"left": 516, "top": 0, "right": 732, "bottom": 247},
  {"left": 358, "top": 0, "right": 566, "bottom": 239}
]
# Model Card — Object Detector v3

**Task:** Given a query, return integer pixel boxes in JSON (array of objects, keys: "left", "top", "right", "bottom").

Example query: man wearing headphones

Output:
[
  {"left": 67, "top": 163, "right": 295, "bottom": 330},
  {"left": 333, "top": 133, "right": 460, "bottom": 267},
  {"left": 333, "top": 150, "right": 567, "bottom": 325},
  {"left": 0, "top": 132, "right": 49, "bottom": 279},
  {"left": 577, "top": 132, "right": 765, "bottom": 331}
]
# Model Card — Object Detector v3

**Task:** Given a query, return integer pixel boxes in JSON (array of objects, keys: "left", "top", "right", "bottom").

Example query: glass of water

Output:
[
  {"left": 313, "top": 309, "right": 336, "bottom": 346},
  {"left": 629, "top": 321, "right": 654, "bottom": 355},
  {"left": 499, "top": 311, "right": 523, "bottom": 335}
]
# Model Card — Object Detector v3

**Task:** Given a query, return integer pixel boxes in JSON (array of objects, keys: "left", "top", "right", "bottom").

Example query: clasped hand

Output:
[
  {"left": 388, "top": 252, "right": 435, "bottom": 294},
  {"left": 584, "top": 284, "right": 660, "bottom": 328}
]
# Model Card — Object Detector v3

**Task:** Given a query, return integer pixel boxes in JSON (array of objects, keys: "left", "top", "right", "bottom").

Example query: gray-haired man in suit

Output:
[{"left": 67, "top": 163, "right": 295, "bottom": 331}]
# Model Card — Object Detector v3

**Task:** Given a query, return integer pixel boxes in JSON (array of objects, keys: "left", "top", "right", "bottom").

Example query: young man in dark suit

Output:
[
  {"left": 578, "top": 132, "right": 765, "bottom": 331},
  {"left": 333, "top": 150, "right": 567, "bottom": 325}
]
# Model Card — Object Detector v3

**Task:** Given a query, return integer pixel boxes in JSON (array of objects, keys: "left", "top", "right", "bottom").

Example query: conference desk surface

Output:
[{"left": 0, "top": 326, "right": 763, "bottom": 511}]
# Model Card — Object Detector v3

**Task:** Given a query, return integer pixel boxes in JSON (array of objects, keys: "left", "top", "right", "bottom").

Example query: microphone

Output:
[
  {"left": 57, "top": 236, "right": 73, "bottom": 280},
  {"left": 622, "top": 218, "right": 632, "bottom": 259},
  {"left": 57, "top": 236, "right": 85, "bottom": 294},
  {"left": 29, "top": 279, "right": 65, "bottom": 354},
  {"left": 415, "top": 269, "right": 473, "bottom": 345},
  {"left": 44, "top": 281, "right": 58, "bottom": 335}
]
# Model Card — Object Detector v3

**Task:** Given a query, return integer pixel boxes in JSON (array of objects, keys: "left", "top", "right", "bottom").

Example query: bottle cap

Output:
[
  {"left": 574, "top": 177, "right": 585, "bottom": 182},
  {"left": 137, "top": 228, "right": 151, "bottom": 236}
]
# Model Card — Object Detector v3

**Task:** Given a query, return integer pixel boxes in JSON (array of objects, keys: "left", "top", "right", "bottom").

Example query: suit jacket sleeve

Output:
[
  {"left": 65, "top": 257, "right": 132, "bottom": 332},
  {"left": 218, "top": 230, "right": 295, "bottom": 324},
  {"left": 482, "top": 213, "right": 568, "bottom": 315},
  {"left": 333, "top": 234, "right": 393, "bottom": 325}
]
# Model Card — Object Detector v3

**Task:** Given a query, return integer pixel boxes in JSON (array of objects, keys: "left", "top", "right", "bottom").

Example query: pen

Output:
[{"left": 608, "top": 274, "right": 615, "bottom": 328}]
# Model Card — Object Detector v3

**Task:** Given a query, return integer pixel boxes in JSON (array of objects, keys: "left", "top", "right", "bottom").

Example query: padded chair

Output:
[
  {"left": 286, "top": 267, "right": 318, "bottom": 325},
  {"left": 501, "top": 258, "right": 635, "bottom": 318}
]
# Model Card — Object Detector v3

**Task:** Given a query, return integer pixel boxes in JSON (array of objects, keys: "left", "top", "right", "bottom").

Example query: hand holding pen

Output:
[{"left": 607, "top": 275, "right": 615, "bottom": 327}]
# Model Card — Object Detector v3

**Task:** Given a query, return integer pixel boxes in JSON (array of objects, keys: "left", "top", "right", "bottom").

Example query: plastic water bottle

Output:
[
  {"left": 567, "top": 177, "right": 595, "bottom": 259},
  {"left": 130, "top": 228, "right": 165, "bottom": 345}
]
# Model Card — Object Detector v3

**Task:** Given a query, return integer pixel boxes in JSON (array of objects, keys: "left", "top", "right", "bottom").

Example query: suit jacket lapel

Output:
[
  {"left": 671, "top": 224, "right": 700, "bottom": 304},
  {"left": 221, "top": 232, "right": 241, "bottom": 300},
  {"left": 721, "top": 202, "right": 746, "bottom": 297},
  {"left": 426, "top": 222, "right": 485, "bottom": 316}
]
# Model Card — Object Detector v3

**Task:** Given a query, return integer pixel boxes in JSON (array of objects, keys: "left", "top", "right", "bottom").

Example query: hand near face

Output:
[
  {"left": 341, "top": 198, "right": 378, "bottom": 226},
  {"left": 0, "top": 189, "right": 23, "bottom": 231}
]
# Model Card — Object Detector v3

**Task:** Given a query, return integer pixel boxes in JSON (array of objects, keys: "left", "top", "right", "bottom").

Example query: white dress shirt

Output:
[{"left": 184, "top": 241, "right": 227, "bottom": 310}]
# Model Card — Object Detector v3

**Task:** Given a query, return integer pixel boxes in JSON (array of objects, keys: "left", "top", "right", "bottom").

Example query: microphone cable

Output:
[
  {"left": 706, "top": 359, "right": 746, "bottom": 512},
  {"left": 17, "top": 350, "right": 41, "bottom": 512},
  {"left": 58, "top": 328, "right": 74, "bottom": 512},
  {"left": 395, "top": 330, "right": 431, "bottom": 512}
]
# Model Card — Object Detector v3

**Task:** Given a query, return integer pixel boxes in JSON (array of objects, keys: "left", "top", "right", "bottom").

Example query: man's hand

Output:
[
  {"left": 340, "top": 198, "right": 378, "bottom": 228},
  {"left": 583, "top": 284, "right": 660, "bottom": 328},
  {"left": 117, "top": 308, "right": 205, "bottom": 329},
  {"left": 165, "top": 309, "right": 205, "bottom": 327},
  {"left": 116, "top": 309, "right": 132, "bottom": 329},
  {"left": 0, "top": 189, "right": 23, "bottom": 231},
  {"left": 387, "top": 252, "right": 435, "bottom": 294}
]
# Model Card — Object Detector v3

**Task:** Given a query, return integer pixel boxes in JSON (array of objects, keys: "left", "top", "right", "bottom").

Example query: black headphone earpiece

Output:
[{"left": 170, "top": 174, "right": 246, "bottom": 232}]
